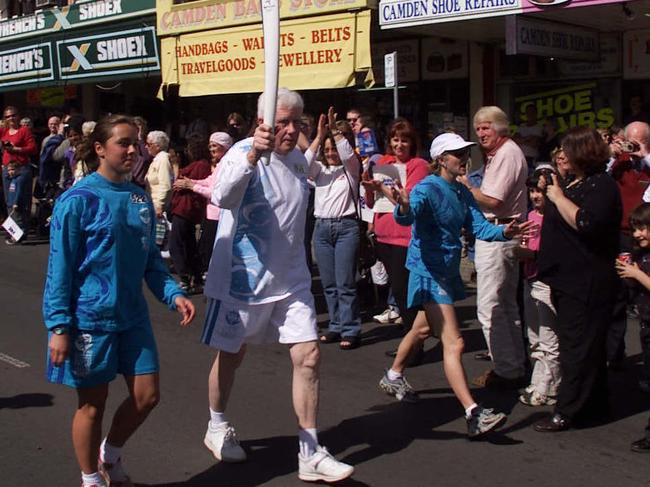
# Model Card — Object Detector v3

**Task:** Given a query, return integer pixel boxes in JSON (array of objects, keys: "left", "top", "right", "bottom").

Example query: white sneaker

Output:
[
  {"left": 298, "top": 446, "right": 354, "bottom": 482},
  {"left": 204, "top": 421, "right": 247, "bottom": 463},
  {"left": 373, "top": 308, "right": 400, "bottom": 324},
  {"left": 98, "top": 456, "right": 133, "bottom": 487}
]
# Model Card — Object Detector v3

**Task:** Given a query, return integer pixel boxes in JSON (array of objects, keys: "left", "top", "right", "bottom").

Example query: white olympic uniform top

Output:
[{"left": 204, "top": 137, "right": 312, "bottom": 304}]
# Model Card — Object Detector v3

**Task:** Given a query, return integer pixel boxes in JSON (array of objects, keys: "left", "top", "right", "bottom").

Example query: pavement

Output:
[{"left": 1, "top": 240, "right": 649, "bottom": 486}]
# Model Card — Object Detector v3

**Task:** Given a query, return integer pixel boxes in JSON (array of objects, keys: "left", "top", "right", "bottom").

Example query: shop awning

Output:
[
  {"left": 0, "top": 20, "right": 159, "bottom": 93},
  {"left": 158, "top": 10, "right": 373, "bottom": 98}
]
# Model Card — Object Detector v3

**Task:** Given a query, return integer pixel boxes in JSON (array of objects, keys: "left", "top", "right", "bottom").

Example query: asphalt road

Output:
[{"left": 1, "top": 240, "right": 649, "bottom": 486}]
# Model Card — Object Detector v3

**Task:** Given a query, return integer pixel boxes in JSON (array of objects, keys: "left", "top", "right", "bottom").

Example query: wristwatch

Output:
[{"left": 52, "top": 326, "right": 68, "bottom": 335}]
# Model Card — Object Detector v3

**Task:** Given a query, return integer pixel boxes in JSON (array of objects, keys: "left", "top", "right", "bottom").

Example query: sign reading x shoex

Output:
[{"left": 56, "top": 26, "right": 159, "bottom": 80}]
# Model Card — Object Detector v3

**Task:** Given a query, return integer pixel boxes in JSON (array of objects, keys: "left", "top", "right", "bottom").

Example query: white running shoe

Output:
[
  {"left": 298, "top": 446, "right": 354, "bottom": 483},
  {"left": 204, "top": 421, "right": 247, "bottom": 462},
  {"left": 98, "top": 456, "right": 133, "bottom": 487},
  {"left": 373, "top": 308, "right": 400, "bottom": 324}
]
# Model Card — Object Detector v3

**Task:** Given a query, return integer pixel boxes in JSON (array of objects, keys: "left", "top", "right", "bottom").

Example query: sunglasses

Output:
[{"left": 4, "top": 113, "right": 17, "bottom": 119}]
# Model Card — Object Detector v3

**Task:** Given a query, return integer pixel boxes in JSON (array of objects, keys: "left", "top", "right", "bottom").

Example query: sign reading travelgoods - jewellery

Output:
[
  {"left": 0, "top": 0, "right": 155, "bottom": 43},
  {"left": 379, "top": 0, "right": 633, "bottom": 28},
  {"left": 0, "top": 43, "right": 54, "bottom": 88},
  {"left": 160, "top": 10, "right": 372, "bottom": 96},
  {"left": 57, "top": 27, "right": 159, "bottom": 81},
  {"left": 157, "top": 0, "right": 373, "bottom": 36}
]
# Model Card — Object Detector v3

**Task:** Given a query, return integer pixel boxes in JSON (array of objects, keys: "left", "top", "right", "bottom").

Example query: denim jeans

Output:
[
  {"left": 313, "top": 217, "right": 361, "bottom": 338},
  {"left": 2, "top": 164, "right": 32, "bottom": 232}
]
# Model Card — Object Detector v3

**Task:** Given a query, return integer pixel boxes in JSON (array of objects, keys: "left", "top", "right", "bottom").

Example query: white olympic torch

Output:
[{"left": 260, "top": 0, "right": 280, "bottom": 166}]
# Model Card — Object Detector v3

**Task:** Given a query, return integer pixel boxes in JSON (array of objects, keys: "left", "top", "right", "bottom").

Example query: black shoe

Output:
[
  {"left": 631, "top": 437, "right": 650, "bottom": 453},
  {"left": 534, "top": 414, "right": 571, "bottom": 433}
]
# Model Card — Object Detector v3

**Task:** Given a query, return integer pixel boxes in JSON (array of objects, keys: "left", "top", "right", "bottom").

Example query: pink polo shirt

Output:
[{"left": 480, "top": 138, "right": 528, "bottom": 220}]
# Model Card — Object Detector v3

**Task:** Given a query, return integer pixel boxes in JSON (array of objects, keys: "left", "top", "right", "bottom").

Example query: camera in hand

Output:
[
  {"left": 538, "top": 168, "right": 554, "bottom": 186},
  {"left": 620, "top": 140, "right": 640, "bottom": 153}
]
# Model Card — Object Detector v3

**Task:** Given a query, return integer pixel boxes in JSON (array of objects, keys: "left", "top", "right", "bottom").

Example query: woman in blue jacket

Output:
[
  {"left": 379, "top": 133, "right": 532, "bottom": 438},
  {"left": 44, "top": 114, "right": 195, "bottom": 487}
]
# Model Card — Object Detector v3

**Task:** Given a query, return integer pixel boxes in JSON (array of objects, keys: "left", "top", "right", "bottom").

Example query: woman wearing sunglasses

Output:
[{"left": 378, "top": 133, "right": 533, "bottom": 438}]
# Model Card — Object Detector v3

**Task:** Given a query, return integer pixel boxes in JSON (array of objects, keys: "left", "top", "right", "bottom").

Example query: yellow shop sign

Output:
[
  {"left": 157, "top": 0, "right": 374, "bottom": 36},
  {"left": 160, "top": 10, "right": 372, "bottom": 97}
]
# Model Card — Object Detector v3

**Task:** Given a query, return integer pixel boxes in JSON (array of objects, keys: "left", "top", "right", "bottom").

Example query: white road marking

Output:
[{"left": 0, "top": 352, "right": 30, "bottom": 368}]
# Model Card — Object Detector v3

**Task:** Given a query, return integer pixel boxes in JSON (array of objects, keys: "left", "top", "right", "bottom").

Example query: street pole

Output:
[{"left": 384, "top": 52, "right": 398, "bottom": 119}]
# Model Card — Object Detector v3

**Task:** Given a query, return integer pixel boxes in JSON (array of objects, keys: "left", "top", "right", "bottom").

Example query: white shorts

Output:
[{"left": 200, "top": 289, "right": 318, "bottom": 353}]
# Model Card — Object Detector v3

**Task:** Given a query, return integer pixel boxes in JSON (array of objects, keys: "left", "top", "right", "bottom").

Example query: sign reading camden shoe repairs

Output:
[
  {"left": 379, "top": 0, "right": 634, "bottom": 28},
  {"left": 57, "top": 27, "right": 159, "bottom": 81},
  {"left": 0, "top": 0, "right": 155, "bottom": 43},
  {"left": 161, "top": 10, "right": 371, "bottom": 96},
  {"left": 0, "top": 43, "right": 54, "bottom": 87},
  {"left": 505, "top": 16, "right": 599, "bottom": 61}
]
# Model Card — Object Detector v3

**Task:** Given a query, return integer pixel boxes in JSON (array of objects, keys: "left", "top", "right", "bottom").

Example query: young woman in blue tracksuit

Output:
[
  {"left": 44, "top": 115, "right": 196, "bottom": 487},
  {"left": 378, "top": 133, "right": 532, "bottom": 438}
]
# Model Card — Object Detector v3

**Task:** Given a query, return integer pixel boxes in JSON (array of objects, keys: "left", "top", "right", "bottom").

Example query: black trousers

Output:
[
  {"left": 375, "top": 242, "right": 417, "bottom": 330},
  {"left": 198, "top": 218, "right": 218, "bottom": 274},
  {"left": 553, "top": 283, "right": 613, "bottom": 421},
  {"left": 607, "top": 233, "right": 633, "bottom": 363},
  {"left": 169, "top": 214, "right": 200, "bottom": 280}
]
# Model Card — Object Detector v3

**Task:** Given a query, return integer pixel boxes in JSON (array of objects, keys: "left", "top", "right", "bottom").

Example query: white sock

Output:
[
  {"left": 82, "top": 471, "right": 106, "bottom": 487},
  {"left": 387, "top": 368, "right": 402, "bottom": 381},
  {"left": 465, "top": 403, "right": 479, "bottom": 419},
  {"left": 298, "top": 428, "right": 318, "bottom": 457},
  {"left": 99, "top": 438, "right": 121, "bottom": 464},
  {"left": 209, "top": 408, "right": 227, "bottom": 428}
]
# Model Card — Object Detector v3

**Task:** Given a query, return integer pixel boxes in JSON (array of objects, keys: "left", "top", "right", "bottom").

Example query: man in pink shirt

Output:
[{"left": 460, "top": 106, "right": 528, "bottom": 388}]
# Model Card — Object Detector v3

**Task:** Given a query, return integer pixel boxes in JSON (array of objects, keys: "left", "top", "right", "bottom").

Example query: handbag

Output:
[{"left": 341, "top": 163, "right": 377, "bottom": 271}]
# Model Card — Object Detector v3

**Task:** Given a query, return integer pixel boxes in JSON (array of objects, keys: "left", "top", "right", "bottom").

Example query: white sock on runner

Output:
[
  {"left": 465, "top": 403, "right": 479, "bottom": 419},
  {"left": 82, "top": 471, "right": 106, "bottom": 487},
  {"left": 209, "top": 409, "right": 227, "bottom": 428},
  {"left": 387, "top": 368, "right": 402, "bottom": 381},
  {"left": 298, "top": 428, "right": 318, "bottom": 457},
  {"left": 99, "top": 438, "right": 122, "bottom": 464}
]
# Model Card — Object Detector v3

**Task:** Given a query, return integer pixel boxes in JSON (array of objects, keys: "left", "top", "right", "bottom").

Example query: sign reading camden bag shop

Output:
[
  {"left": 505, "top": 16, "right": 599, "bottom": 61},
  {"left": 57, "top": 27, "right": 159, "bottom": 81},
  {"left": 0, "top": 43, "right": 54, "bottom": 88}
]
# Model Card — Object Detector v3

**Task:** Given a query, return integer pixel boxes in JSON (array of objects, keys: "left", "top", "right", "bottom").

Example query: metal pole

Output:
[{"left": 393, "top": 85, "right": 399, "bottom": 119}]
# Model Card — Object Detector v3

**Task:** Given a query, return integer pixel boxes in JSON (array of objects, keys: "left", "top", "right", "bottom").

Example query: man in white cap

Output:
[
  {"left": 200, "top": 88, "right": 354, "bottom": 483},
  {"left": 378, "top": 132, "right": 528, "bottom": 438}
]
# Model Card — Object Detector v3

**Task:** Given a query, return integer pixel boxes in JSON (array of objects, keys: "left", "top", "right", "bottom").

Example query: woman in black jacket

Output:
[{"left": 534, "top": 127, "right": 622, "bottom": 432}]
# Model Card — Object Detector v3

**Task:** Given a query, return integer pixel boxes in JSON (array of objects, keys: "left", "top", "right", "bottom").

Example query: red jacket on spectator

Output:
[
  {"left": 0, "top": 126, "right": 37, "bottom": 166},
  {"left": 610, "top": 155, "right": 650, "bottom": 233},
  {"left": 373, "top": 154, "right": 429, "bottom": 247},
  {"left": 171, "top": 159, "right": 212, "bottom": 224}
]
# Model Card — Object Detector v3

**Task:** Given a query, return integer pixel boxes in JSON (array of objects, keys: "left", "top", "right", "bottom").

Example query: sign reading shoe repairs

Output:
[
  {"left": 57, "top": 27, "right": 159, "bottom": 81},
  {"left": 0, "top": 43, "right": 54, "bottom": 88},
  {"left": 0, "top": 0, "right": 154, "bottom": 43},
  {"left": 161, "top": 10, "right": 372, "bottom": 96}
]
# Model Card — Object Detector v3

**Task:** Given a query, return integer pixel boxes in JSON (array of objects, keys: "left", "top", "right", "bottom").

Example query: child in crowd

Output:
[
  {"left": 5, "top": 161, "right": 22, "bottom": 213},
  {"left": 616, "top": 202, "right": 650, "bottom": 452},
  {"left": 516, "top": 167, "right": 561, "bottom": 406}
]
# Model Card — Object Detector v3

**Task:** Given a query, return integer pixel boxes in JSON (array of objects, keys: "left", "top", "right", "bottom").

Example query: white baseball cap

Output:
[{"left": 429, "top": 133, "right": 476, "bottom": 159}]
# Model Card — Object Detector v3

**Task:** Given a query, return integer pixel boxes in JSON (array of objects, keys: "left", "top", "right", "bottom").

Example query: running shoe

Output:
[
  {"left": 467, "top": 406, "right": 507, "bottom": 438},
  {"left": 518, "top": 389, "right": 557, "bottom": 406},
  {"left": 204, "top": 421, "right": 247, "bottom": 462},
  {"left": 298, "top": 446, "right": 354, "bottom": 482},
  {"left": 373, "top": 308, "right": 400, "bottom": 324},
  {"left": 379, "top": 370, "right": 419, "bottom": 403},
  {"left": 98, "top": 455, "right": 133, "bottom": 487}
]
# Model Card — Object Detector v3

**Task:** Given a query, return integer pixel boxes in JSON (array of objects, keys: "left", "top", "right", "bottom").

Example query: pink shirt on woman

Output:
[{"left": 191, "top": 167, "right": 221, "bottom": 221}]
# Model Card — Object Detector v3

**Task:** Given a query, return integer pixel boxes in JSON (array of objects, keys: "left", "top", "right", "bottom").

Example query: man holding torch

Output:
[{"left": 200, "top": 88, "right": 354, "bottom": 483}]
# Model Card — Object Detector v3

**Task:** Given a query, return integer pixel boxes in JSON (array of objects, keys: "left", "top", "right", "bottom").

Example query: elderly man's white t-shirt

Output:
[{"left": 205, "top": 137, "right": 311, "bottom": 304}]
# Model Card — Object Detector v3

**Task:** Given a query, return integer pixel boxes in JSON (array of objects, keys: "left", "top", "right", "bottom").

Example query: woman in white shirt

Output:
[
  {"left": 144, "top": 130, "right": 173, "bottom": 219},
  {"left": 309, "top": 110, "right": 362, "bottom": 349}
]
